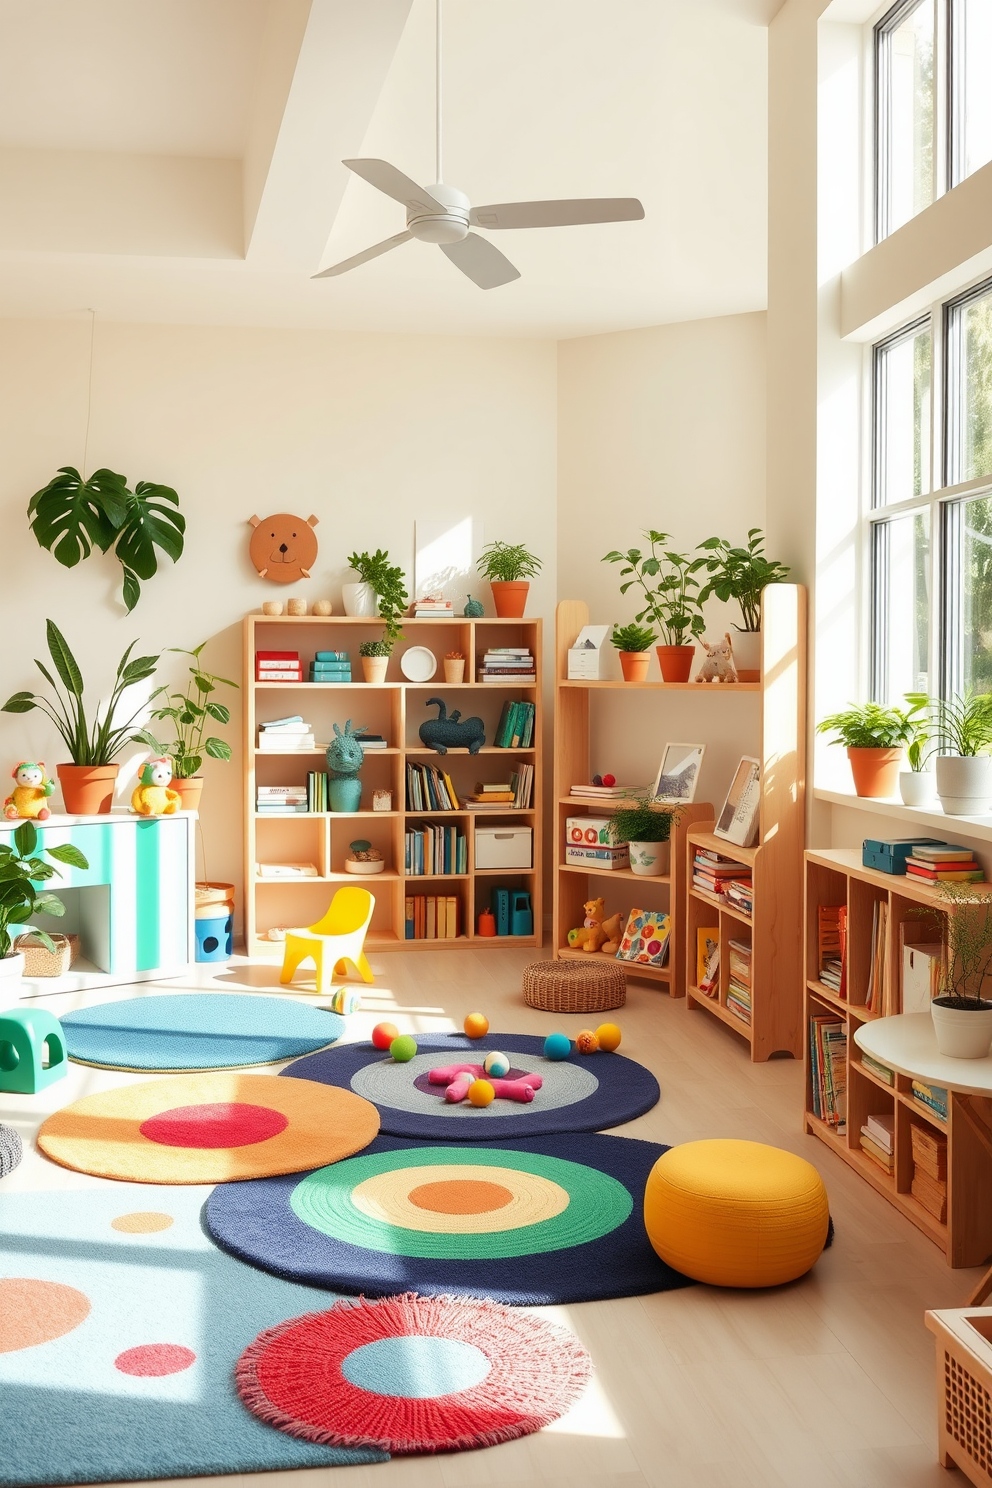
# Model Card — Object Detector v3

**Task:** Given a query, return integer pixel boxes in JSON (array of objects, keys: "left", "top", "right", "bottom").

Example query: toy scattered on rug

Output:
[
  {"left": 390, "top": 1034, "right": 418, "bottom": 1062},
  {"left": 695, "top": 633, "right": 739, "bottom": 684},
  {"left": 576, "top": 1029, "right": 600, "bottom": 1054},
  {"left": 543, "top": 1032, "right": 572, "bottom": 1060},
  {"left": 372, "top": 1022, "right": 399, "bottom": 1050},
  {"left": 4, "top": 761, "right": 54, "bottom": 821},
  {"left": 464, "top": 1011, "right": 489, "bottom": 1038},
  {"left": 597, "top": 1022, "right": 622, "bottom": 1051},
  {"left": 468, "top": 1078, "right": 494, "bottom": 1106},
  {"left": 131, "top": 758, "right": 181, "bottom": 816},
  {"left": 429, "top": 1062, "right": 543, "bottom": 1104},
  {"left": 330, "top": 987, "right": 361, "bottom": 1014},
  {"left": 483, "top": 1050, "right": 510, "bottom": 1077}
]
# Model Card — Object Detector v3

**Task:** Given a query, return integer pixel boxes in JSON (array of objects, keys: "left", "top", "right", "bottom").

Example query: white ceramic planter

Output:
[
  {"left": 628, "top": 840, "right": 671, "bottom": 877},
  {"left": 731, "top": 628, "right": 761, "bottom": 680},
  {"left": 0, "top": 950, "right": 25, "bottom": 1010},
  {"left": 931, "top": 998, "right": 992, "bottom": 1059},
  {"left": 342, "top": 581, "right": 377, "bottom": 618},
  {"left": 935, "top": 754, "right": 992, "bottom": 815},
  {"left": 899, "top": 770, "right": 937, "bottom": 807}
]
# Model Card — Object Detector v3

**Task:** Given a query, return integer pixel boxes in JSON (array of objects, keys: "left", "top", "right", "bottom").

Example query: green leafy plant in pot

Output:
[
  {"left": 913, "top": 884, "right": 992, "bottom": 1058},
  {"left": 2, "top": 621, "right": 160, "bottom": 815},
  {"left": 476, "top": 541, "right": 542, "bottom": 618},
  {"left": 344, "top": 549, "right": 409, "bottom": 637},
  {"left": 611, "top": 622, "right": 658, "bottom": 683},
  {"left": 905, "top": 689, "right": 992, "bottom": 815},
  {"left": 603, "top": 532, "right": 707, "bottom": 682},
  {"left": 815, "top": 701, "right": 923, "bottom": 799},
  {"left": 132, "top": 644, "right": 238, "bottom": 813},
  {"left": 608, "top": 795, "right": 679, "bottom": 877},
  {"left": 0, "top": 821, "right": 88, "bottom": 1004},
  {"left": 358, "top": 637, "right": 393, "bottom": 684},
  {"left": 898, "top": 720, "right": 937, "bottom": 808},
  {"left": 696, "top": 528, "right": 790, "bottom": 680}
]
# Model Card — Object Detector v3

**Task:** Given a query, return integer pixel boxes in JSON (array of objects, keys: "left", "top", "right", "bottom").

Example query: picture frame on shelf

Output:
[
  {"left": 652, "top": 743, "right": 705, "bottom": 804},
  {"left": 714, "top": 756, "right": 761, "bottom": 847}
]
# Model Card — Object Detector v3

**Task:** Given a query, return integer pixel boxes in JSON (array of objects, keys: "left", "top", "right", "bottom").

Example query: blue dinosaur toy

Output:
[{"left": 419, "top": 698, "right": 486, "bottom": 756}]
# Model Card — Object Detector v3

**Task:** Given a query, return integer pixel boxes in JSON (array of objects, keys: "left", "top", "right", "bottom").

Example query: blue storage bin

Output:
[{"left": 195, "top": 914, "right": 233, "bottom": 962}]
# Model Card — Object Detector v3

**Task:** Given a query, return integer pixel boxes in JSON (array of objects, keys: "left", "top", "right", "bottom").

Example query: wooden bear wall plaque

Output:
[{"left": 248, "top": 513, "right": 319, "bottom": 582}]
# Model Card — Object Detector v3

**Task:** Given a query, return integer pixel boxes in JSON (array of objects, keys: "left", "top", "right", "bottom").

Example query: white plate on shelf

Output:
[{"left": 400, "top": 646, "right": 437, "bottom": 682}]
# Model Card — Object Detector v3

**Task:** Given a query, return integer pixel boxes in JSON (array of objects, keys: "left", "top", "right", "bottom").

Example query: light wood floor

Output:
[{"left": 2, "top": 945, "right": 981, "bottom": 1488}]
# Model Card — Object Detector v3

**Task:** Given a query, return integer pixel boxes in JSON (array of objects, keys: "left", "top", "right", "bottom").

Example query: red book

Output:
[{"left": 256, "top": 650, "right": 300, "bottom": 661}]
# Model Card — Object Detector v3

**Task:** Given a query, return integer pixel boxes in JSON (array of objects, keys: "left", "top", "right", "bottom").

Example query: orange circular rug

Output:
[{"left": 37, "top": 1073, "right": 380, "bottom": 1185}]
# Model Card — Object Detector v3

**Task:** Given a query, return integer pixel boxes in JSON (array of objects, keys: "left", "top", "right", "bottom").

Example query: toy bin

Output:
[
  {"left": 475, "top": 826, "right": 533, "bottom": 870},
  {"left": 195, "top": 914, "right": 233, "bottom": 962}
]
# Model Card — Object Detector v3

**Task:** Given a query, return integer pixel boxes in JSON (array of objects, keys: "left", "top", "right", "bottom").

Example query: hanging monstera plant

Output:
[{"left": 28, "top": 466, "right": 185, "bottom": 612}]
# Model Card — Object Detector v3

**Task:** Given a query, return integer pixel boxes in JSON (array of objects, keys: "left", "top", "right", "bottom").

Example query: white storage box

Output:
[
  {"left": 566, "top": 816, "right": 615, "bottom": 848},
  {"left": 567, "top": 625, "right": 609, "bottom": 680},
  {"left": 475, "top": 826, "right": 533, "bottom": 870}
]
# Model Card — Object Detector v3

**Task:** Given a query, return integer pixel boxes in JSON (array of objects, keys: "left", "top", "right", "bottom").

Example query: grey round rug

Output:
[{"left": 0, "top": 1123, "right": 23, "bottom": 1177}]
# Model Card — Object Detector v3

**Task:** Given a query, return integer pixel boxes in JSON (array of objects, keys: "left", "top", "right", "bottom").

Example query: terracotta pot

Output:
[
  {"left": 847, "top": 747, "right": 902, "bottom": 799},
  {"left": 655, "top": 645, "right": 695, "bottom": 684},
  {"left": 443, "top": 659, "right": 466, "bottom": 684},
  {"left": 362, "top": 655, "right": 389, "bottom": 683},
  {"left": 619, "top": 651, "right": 651, "bottom": 682},
  {"left": 57, "top": 763, "right": 119, "bottom": 815},
  {"left": 489, "top": 580, "right": 529, "bottom": 618},
  {"left": 172, "top": 777, "right": 204, "bottom": 813}
]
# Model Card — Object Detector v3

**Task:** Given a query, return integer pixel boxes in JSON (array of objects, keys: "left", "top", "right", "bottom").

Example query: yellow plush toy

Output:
[
  {"left": 4, "top": 761, "right": 54, "bottom": 821},
  {"left": 568, "top": 897, "right": 607, "bottom": 951},
  {"left": 131, "top": 758, "right": 181, "bottom": 817}
]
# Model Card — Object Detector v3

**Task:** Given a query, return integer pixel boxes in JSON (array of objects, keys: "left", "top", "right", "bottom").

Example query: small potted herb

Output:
[
  {"left": 358, "top": 638, "right": 392, "bottom": 684},
  {"left": 603, "top": 532, "right": 707, "bottom": 683},
  {"left": 915, "top": 884, "right": 992, "bottom": 1058},
  {"left": 476, "top": 541, "right": 542, "bottom": 618},
  {"left": 608, "top": 797, "right": 677, "bottom": 876},
  {"left": 695, "top": 529, "right": 790, "bottom": 680},
  {"left": 815, "top": 701, "right": 923, "bottom": 798},
  {"left": 899, "top": 723, "right": 936, "bottom": 809},
  {"left": 444, "top": 650, "right": 465, "bottom": 684},
  {"left": 133, "top": 643, "right": 238, "bottom": 812},
  {"left": 610, "top": 622, "right": 658, "bottom": 683},
  {"left": 0, "top": 821, "right": 88, "bottom": 1008},
  {"left": 906, "top": 689, "right": 992, "bottom": 815}
]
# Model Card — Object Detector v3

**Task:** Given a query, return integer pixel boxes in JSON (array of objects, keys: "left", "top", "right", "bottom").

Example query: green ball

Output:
[{"left": 390, "top": 1034, "right": 418, "bottom": 1062}]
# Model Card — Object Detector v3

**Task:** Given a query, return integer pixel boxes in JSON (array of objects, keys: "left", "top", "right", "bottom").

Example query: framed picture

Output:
[
  {"left": 714, "top": 756, "right": 761, "bottom": 847},
  {"left": 652, "top": 743, "right": 705, "bottom": 804}
]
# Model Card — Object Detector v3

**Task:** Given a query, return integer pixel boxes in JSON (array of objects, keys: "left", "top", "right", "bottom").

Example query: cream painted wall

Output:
[{"left": 0, "top": 318, "right": 558, "bottom": 930}]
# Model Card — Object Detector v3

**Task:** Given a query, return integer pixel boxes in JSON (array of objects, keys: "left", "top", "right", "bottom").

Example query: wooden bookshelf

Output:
[
  {"left": 244, "top": 613, "right": 542, "bottom": 957},
  {"left": 803, "top": 847, "right": 992, "bottom": 1266}
]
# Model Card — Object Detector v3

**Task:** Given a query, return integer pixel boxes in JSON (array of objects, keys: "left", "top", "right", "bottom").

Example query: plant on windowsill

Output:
[
  {"left": 603, "top": 532, "right": 707, "bottom": 682},
  {"left": 905, "top": 689, "right": 992, "bottom": 816},
  {"left": 344, "top": 550, "right": 409, "bottom": 644},
  {"left": 815, "top": 700, "right": 924, "bottom": 799},
  {"left": 912, "top": 884, "right": 992, "bottom": 1058},
  {"left": 610, "top": 622, "right": 658, "bottom": 683},
  {"left": 132, "top": 644, "right": 238, "bottom": 813},
  {"left": 608, "top": 795, "right": 679, "bottom": 877},
  {"left": 898, "top": 724, "right": 937, "bottom": 809},
  {"left": 2, "top": 621, "right": 160, "bottom": 815},
  {"left": 476, "top": 541, "right": 542, "bottom": 618},
  {"left": 358, "top": 637, "right": 392, "bottom": 684},
  {"left": 695, "top": 528, "right": 790, "bottom": 680},
  {"left": 0, "top": 821, "right": 88, "bottom": 1005}
]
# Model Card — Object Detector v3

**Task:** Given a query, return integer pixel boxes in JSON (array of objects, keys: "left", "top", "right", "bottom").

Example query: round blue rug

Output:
[
  {"left": 61, "top": 994, "right": 345, "bottom": 1071},
  {"left": 205, "top": 1131, "right": 692, "bottom": 1305},
  {"left": 281, "top": 1031, "right": 659, "bottom": 1139}
]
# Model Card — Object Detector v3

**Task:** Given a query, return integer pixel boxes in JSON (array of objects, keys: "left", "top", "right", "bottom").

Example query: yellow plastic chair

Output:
[{"left": 279, "top": 886, "right": 375, "bottom": 994}]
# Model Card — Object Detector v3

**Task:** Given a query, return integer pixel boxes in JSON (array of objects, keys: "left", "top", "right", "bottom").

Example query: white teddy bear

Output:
[{"left": 695, "top": 633, "right": 739, "bottom": 684}]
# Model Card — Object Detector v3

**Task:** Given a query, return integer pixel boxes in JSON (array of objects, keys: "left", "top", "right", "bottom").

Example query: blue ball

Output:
[
  {"left": 544, "top": 1032, "right": 572, "bottom": 1061},
  {"left": 483, "top": 1050, "right": 511, "bottom": 1078}
]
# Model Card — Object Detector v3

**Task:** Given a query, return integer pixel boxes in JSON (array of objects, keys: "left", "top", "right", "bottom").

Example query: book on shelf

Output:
[
  {"left": 727, "top": 938, "right": 751, "bottom": 987},
  {"left": 565, "top": 843, "right": 630, "bottom": 869},
  {"left": 864, "top": 900, "right": 888, "bottom": 1012},
  {"left": 257, "top": 651, "right": 302, "bottom": 682},
  {"left": 912, "top": 1079, "right": 949, "bottom": 1122},
  {"left": 569, "top": 784, "right": 636, "bottom": 798},
  {"left": 905, "top": 862, "right": 984, "bottom": 883},
  {"left": 258, "top": 733, "right": 316, "bottom": 751},
  {"left": 818, "top": 904, "right": 848, "bottom": 999},
  {"left": 911, "top": 1120, "right": 948, "bottom": 1177},
  {"left": 616, "top": 909, "right": 671, "bottom": 967},
  {"left": 859, "top": 1132, "right": 894, "bottom": 1173},
  {"left": 478, "top": 672, "right": 536, "bottom": 683},
  {"left": 696, "top": 927, "right": 720, "bottom": 993},
  {"left": 404, "top": 893, "right": 461, "bottom": 939},
  {"left": 911, "top": 1169, "right": 947, "bottom": 1222},
  {"left": 405, "top": 823, "right": 467, "bottom": 876},
  {"left": 859, "top": 1051, "right": 895, "bottom": 1085},
  {"left": 469, "top": 785, "right": 515, "bottom": 802},
  {"left": 256, "top": 861, "right": 318, "bottom": 878},
  {"left": 405, "top": 761, "right": 461, "bottom": 812},
  {"left": 260, "top": 714, "right": 304, "bottom": 728},
  {"left": 305, "top": 772, "right": 328, "bottom": 812},
  {"left": 809, "top": 1015, "right": 847, "bottom": 1130},
  {"left": 865, "top": 1111, "right": 894, "bottom": 1151},
  {"left": 724, "top": 881, "right": 754, "bottom": 916},
  {"left": 358, "top": 735, "right": 388, "bottom": 750},
  {"left": 726, "top": 983, "right": 752, "bottom": 1024},
  {"left": 494, "top": 700, "right": 536, "bottom": 748}
]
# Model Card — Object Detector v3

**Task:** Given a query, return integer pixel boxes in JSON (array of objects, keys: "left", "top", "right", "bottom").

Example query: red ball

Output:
[
  {"left": 372, "top": 1022, "right": 399, "bottom": 1050},
  {"left": 602, "top": 774, "right": 616, "bottom": 788}
]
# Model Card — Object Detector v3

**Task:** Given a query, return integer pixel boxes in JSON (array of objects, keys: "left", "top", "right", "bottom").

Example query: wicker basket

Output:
[
  {"left": 522, "top": 958, "right": 626, "bottom": 1013},
  {"left": 14, "top": 932, "right": 81, "bottom": 978}
]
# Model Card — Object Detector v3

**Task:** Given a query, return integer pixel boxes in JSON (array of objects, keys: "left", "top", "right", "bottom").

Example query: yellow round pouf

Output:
[{"left": 644, "top": 1139, "right": 830, "bottom": 1288}]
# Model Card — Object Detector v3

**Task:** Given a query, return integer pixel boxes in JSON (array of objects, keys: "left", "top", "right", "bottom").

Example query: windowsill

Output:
[{"left": 814, "top": 785, "right": 992, "bottom": 844}]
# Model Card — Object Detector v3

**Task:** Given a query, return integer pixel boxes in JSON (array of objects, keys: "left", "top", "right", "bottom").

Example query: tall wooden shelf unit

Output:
[
  {"left": 244, "top": 613, "right": 542, "bottom": 957},
  {"left": 804, "top": 847, "right": 992, "bottom": 1267}
]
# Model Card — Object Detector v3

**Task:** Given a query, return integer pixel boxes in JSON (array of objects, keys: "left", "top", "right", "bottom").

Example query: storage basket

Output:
[
  {"left": 926, "top": 1307, "right": 992, "bottom": 1487},
  {"left": 522, "top": 958, "right": 626, "bottom": 1013},
  {"left": 14, "top": 932, "right": 81, "bottom": 978}
]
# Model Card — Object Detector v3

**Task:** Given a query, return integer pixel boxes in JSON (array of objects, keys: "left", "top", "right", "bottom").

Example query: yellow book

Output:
[
  {"left": 426, "top": 897, "right": 436, "bottom": 939},
  {"left": 696, "top": 927, "right": 719, "bottom": 987},
  {"left": 446, "top": 895, "right": 458, "bottom": 938},
  {"left": 443, "top": 772, "right": 460, "bottom": 809}
]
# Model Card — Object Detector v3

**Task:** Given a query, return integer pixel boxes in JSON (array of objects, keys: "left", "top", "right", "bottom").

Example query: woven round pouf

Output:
[
  {"left": 0, "top": 1122, "right": 23, "bottom": 1177},
  {"left": 522, "top": 959, "right": 626, "bottom": 1014}
]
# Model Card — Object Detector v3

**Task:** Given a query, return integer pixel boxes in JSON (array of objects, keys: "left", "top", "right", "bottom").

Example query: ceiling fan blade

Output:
[
  {"left": 440, "top": 233, "right": 520, "bottom": 290},
  {"left": 311, "top": 231, "right": 413, "bottom": 279},
  {"left": 469, "top": 198, "right": 645, "bottom": 230},
  {"left": 343, "top": 158, "right": 446, "bottom": 215}
]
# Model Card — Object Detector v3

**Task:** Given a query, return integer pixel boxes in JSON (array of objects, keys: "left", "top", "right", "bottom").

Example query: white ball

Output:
[{"left": 483, "top": 1050, "right": 510, "bottom": 1078}]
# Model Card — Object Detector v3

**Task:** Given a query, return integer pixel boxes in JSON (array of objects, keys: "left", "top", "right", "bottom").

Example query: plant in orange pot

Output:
[
  {"left": 133, "top": 643, "right": 238, "bottom": 812},
  {"left": 2, "top": 621, "right": 160, "bottom": 815},
  {"left": 610, "top": 622, "right": 657, "bottom": 682},
  {"left": 603, "top": 532, "right": 707, "bottom": 683},
  {"left": 476, "top": 541, "right": 542, "bottom": 619},
  {"left": 816, "top": 700, "right": 925, "bottom": 799}
]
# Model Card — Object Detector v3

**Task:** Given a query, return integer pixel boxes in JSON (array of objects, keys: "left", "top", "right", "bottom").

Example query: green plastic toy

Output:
[{"left": 0, "top": 1007, "right": 67, "bottom": 1093}]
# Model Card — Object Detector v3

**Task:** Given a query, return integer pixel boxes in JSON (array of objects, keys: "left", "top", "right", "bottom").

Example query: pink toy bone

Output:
[
  {"left": 427, "top": 1062, "right": 543, "bottom": 1105},
  {"left": 429, "top": 1063, "right": 485, "bottom": 1084}
]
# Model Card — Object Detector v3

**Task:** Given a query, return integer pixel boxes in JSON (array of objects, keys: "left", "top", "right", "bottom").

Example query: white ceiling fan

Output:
[{"left": 313, "top": 0, "right": 644, "bottom": 290}]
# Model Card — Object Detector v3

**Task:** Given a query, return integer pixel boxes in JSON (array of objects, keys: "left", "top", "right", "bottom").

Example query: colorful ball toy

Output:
[
  {"left": 543, "top": 1032, "right": 572, "bottom": 1061},
  {"left": 467, "top": 1078, "right": 495, "bottom": 1107},
  {"left": 464, "top": 1012, "right": 489, "bottom": 1039},
  {"left": 596, "top": 1022, "right": 622, "bottom": 1052},
  {"left": 483, "top": 1050, "right": 511, "bottom": 1078},
  {"left": 372, "top": 1022, "right": 399, "bottom": 1050},
  {"left": 576, "top": 1029, "right": 600, "bottom": 1055},
  {"left": 390, "top": 1034, "right": 418, "bottom": 1062}
]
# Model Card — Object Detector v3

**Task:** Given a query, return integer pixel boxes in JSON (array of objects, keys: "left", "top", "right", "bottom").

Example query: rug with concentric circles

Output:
[
  {"left": 237, "top": 1291, "right": 592, "bottom": 1454},
  {"left": 281, "top": 1031, "right": 659, "bottom": 1139},
  {"left": 205, "top": 1132, "right": 692, "bottom": 1304}
]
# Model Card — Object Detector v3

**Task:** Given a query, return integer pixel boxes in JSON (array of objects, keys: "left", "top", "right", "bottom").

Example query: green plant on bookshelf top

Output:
[
  {"left": 476, "top": 541, "right": 542, "bottom": 582},
  {"left": 602, "top": 532, "right": 706, "bottom": 645},
  {"left": 610, "top": 622, "right": 657, "bottom": 652},
  {"left": 696, "top": 528, "right": 790, "bottom": 633},
  {"left": 359, "top": 638, "right": 393, "bottom": 659},
  {"left": 346, "top": 550, "right": 408, "bottom": 646},
  {"left": 133, "top": 643, "right": 237, "bottom": 779},
  {"left": 608, "top": 796, "right": 677, "bottom": 844}
]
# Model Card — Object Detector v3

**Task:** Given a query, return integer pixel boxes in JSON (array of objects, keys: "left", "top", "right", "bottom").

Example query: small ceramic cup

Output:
[
  {"left": 262, "top": 601, "right": 284, "bottom": 616},
  {"left": 287, "top": 597, "right": 307, "bottom": 616},
  {"left": 312, "top": 599, "right": 333, "bottom": 616}
]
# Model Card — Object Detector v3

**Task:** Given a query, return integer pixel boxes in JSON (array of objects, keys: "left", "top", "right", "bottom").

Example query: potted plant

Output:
[
  {"left": 2, "top": 621, "right": 160, "bottom": 815},
  {"left": 610, "top": 622, "right": 658, "bottom": 683},
  {"left": 696, "top": 528, "right": 790, "bottom": 681},
  {"left": 444, "top": 650, "right": 466, "bottom": 684},
  {"left": 906, "top": 689, "right": 992, "bottom": 816},
  {"left": 133, "top": 644, "right": 238, "bottom": 812},
  {"left": 608, "top": 797, "right": 677, "bottom": 876},
  {"left": 344, "top": 839, "right": 385, "bottom": 875},
  {"left": 899, "top": 724, "right": 937, "bottom": 808},
  {"left": 344, "top": 550, "right": 409, "bottom": 636},
  {"left": 603, "top": 533, "right": 707, "bottom": 683},
  {"left": 815, "top": 701, "right": 923, "bottom": 798},
  {"left": 915, "top": 884, "right": 992, "bottom": 1058},
  {"left": 476, "top": 541, "right": 542, "bottom": 619},
  {"left": 0, "top": 821, "right": 87, "bottom": 1008},
  {"left": 359, "top": 638, "right": 392, "bottom": 684}
]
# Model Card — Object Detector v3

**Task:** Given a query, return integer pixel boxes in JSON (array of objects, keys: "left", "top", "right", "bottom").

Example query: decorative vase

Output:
[
  {"left": 345, "top": 857, "right": 385, "bottom": 875},
  {"left": 656, "top": 645, "right": 695, "bottom": 684},
  {"left": 732, "top": 627, "right": 761, "bottom": 682},
  {"left": 935, "top": 755, "right": 992, "bottom": 815},
  {"left": 261, "top": 601, "right": 284, "bottom": 616},
  {"left": 619, "top": 651, "right": 651, "bottom": 682},
  {"left": 628, "top": 840, "right": 671, "bottom": 877},
  {"left": 846, "top": 747, "right": 902, "bottom": 799},
  {"left": 0, "top": 951, "right": 24, "bottom": 1010},
  {"left": 898, "top": 770, "right": 936, "bottom": 808},
  {"left": 172, "top": 777, "right": 204, "bottom": 813},
  {"left": 489, "top": 581, "right": 529, "bottom": 618},
  {"left": 287, "top": 597, "right": 307, "bottom": 616},
  {"left": 362, "top": 655, "right": 389, "bottom": 683},
  {"left": 443, "top": 658, "right": 466, "bottom": 684},
  {"left": 57, "top": 763, "right": 119, "bottom": 815},
  {"left": 342, "top": 582, "right": 377, "bottom": 617},
  {"left": 931, "top": 998, "right": 992, "bottom": 1059},
  {"left": 328, "top": 777, "right": 362, "bottom": 813}
]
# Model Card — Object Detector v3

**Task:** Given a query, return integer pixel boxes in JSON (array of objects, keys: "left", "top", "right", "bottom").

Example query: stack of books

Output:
[
  {"left": 860, "top": 1051, "right": 895, "bottom": 1085},
  {"left": 569, "top": 781, "right": 635, "bottom": 799},
  {"left": 413, "top": 597, "right": 454, "bottom": 619},
  {"left": 306, "top": 771, "right": 328, "bottom": 812},
  {"left": 727, "top": 938, "right": 752, "bottom": 1025},
  {"left": 309, "top": 650, "right": 351, "bottom": 683},
  {"left": 725, "top": 879, "right": 754, "bottom": 916},
  {"left": 255, "top": 861, "right": 318, "bottom": 879},
  {"left": 405, "top": 761, "right": 460, "bottom": 811},
  {"left": 405, "top": 823, "right": 467, "bottom": 876},
  {"left": 864, "top": 900, "right": 889, "bottom": 1012},
  {"left": 478, "top": 647, "right": 536, "bottom": 683},
  {"left": 467, "top": 780, "right": 515, "bottom": 807},
  {"left": 256, "top": 785, "right": 308, "bottom": 814},
  {"left": 911, "top": 1122, "right": 948, "bottom": 1221},
  {"left": 358, "top": 733, "right": 388, "bottom": 751},
  {"left": 692, "top": 848, "right": 748, "bottom": 900},
  {"left": 494, "top": 700, "right": 536, "bottom": 747},
  {"left": 859, "top": 1110, "right": 894, "bottom": 1174},
  {"left": 509, "top": 763, "right": 534, "bottom": 808},
  {"left": 818, "top": 904, "right": 847, "bottom": 997},
  {"left": 256, "top": 649, "right": 302, "bottom": 683},
  {"left": 912, "top": 1078, "right": 948, "bottom": 1122},
  {"left": 258, "top": 716, "right": 316, "bottom": 751},
  {"left": 809, "top": 1014, "right": 847, "bottom": 1130},
  {"left": 405, "top": 894, "right": 461, "bottom": 938},
  {"left": 905, "top": 843, "right": 985, "bottom": 884},
  {"left": 697, "top": 929, "right": 719, "bottom": 997}
]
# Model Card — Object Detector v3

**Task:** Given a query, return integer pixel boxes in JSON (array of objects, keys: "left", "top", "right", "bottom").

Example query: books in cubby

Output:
[
  {"left": 692, "top": 847, "right": 752, "bottom": 914},
  {"left": 727, "top": 938, "right": 752, "bottom": 1025},
  {"left": 405, "top": 761, "right": 460, "bottom": 811},
  {"left": 809, "top": 1014, "right": 847, "bottom": 1131},
  {"left": 258, "top": 716, "right": 316, "bottom": 750},
  {"left": 905, "top": 842, "right": 984, "bottom": 884},
  {"left": 912, "top": 1078, "right": 949, "bottom": 1122},
  {"left": 864, "top": 900, "right": 888, "bottom": 1011},
  {"left": 860, "top": 1051, "right": 894, "bottom": 1085},
  {"left": 818, "top": 904, "right": 847, "bottom": 996},
  {"left": 478, "top": 647, "right": 536, "bottom": 683},
  {"left": 257, "top": 785, "right": 308, "bottom": 814},
  {"left": 494, "top": 700, "right": 536, "bottom": 748},
  {"left": 404, "top": 894, "right": 461, "bottom": 939},
  {"left": 309, "top": 651, "right": 351, "bottom": 682},
  {"left": 405, "top": 823, "right": 467, "bottom": 876},
  {"left": 911, "top": 1122, "right": 948, "bottom": 1220},
  {"left": 257, "top": 651, "right": 302, "bottom": 682},
  {"left": 860, "top": 1111, "right": 894, "bottom": 1174},
  {"left": 616, "top": 909, "right": 671, "bottom": 967},
  {"left": 696, "top": 927, "right": 719, "bottom": 995}
]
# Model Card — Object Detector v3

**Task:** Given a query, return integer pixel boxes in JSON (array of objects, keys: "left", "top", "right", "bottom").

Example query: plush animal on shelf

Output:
[
  {"left": 419, "top": 698, "right": 486, "bottom": 755},
  {"left": 600, "top": 911, "right": 624, "bottom": 956},
  {"left": 131, "top": 758, "right": 181, "bottom": 816},
  {"left": 4, "top": 762, "right": 54, "bottom": 821},
  {"left": 695, "top": 634, "right": 739, "bottom": 684},
  {"left": 568, "top": 897, "right": 607, "bottom": 951}
]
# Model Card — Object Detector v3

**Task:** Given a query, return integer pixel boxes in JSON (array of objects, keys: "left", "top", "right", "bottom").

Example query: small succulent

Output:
[{"left": 348, "top": 838, "right": 383, "bottom": 863}]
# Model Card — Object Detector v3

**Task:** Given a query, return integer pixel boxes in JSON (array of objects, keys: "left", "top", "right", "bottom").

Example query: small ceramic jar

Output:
[
  {"left": 262, "top": 601, "right": 284, "bottom": 616},
  {"left": 287, "top": 597, "right": 307, "bottom": 616}
]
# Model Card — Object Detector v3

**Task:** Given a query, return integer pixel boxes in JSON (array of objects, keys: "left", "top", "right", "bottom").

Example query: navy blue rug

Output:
[{"left": 282, "top": 1031, "right": 659, "bottom": 1139}]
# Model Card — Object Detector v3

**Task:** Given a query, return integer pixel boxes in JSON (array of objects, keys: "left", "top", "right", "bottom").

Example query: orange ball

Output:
[
  {"left": 468, "top": 1078, "right": 495, "bottom": 1107},
  {"left": 372, "top": 1022, "right": 399, "bottom": 1050},
  {"left": 596, "top": 1022, "right": 622, "bottom": 1052},
  {"left": 464, "top": 1012, "right": 489, "bottom": 1039},
  {"left": 576, "top": 1029, "right": 600, "bottom": 1055}
]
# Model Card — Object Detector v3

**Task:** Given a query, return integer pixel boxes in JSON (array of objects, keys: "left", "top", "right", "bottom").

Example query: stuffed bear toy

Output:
[
  {"left": 3, "top": 761, "right": 54, "bottom": 821},
  {"left": 599, "top": 911, "right": 624, "bottom": 955},
  {"left": 695, "top": 633, "right": 739, "bottom": 684},
  {"left": 567, "top": 897, "right": 607, "bottom": 951},
  {"left": 131, "top": 758, "right": 182, "bottom": 817}
]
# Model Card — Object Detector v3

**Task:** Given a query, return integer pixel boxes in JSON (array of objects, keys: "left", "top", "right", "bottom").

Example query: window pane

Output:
[
  {"left": 948, "top": 286, "right": 992, "bottom": 483},
  {"left": 946, "top": 495, "right": 992, "bottom": 694},
  {"left": 877, "top": 1, "right": 935, "bottom": 236},
  {"left": 953, "top": 0, "right": 992, "bottom": 183},
  {"left": 874, "top": 324, "right": 932, "bottom": 505},
  {"left": 872, "top": 510, "right": 931, "bottom": 702}
]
